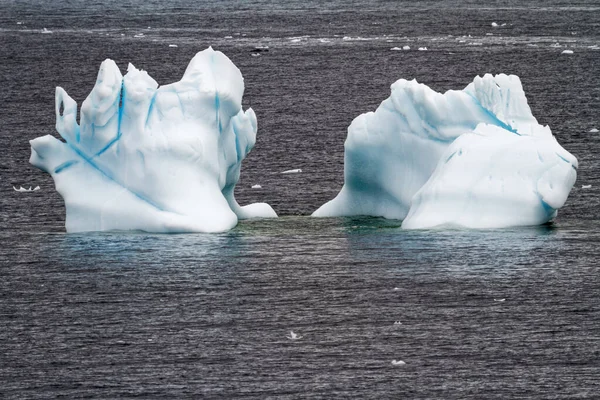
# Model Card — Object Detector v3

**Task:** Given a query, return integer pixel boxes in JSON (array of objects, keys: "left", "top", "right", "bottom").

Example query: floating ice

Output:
[
  {"left": 41, "top": 28, "right": 52, "bottom": 34},
  {"left": 582, "top": 185, "right": 592, "bottom": 189},
  {"left": 281, "top": 168, "right": 302, "bottom": 174},
  {"left": 390, "top": 47, "right": 402, "bottom": 51},
  {"left": 251, "top": 184, "right": 262, "bottom": 189},
  {"left": 403, "top": 45, "right": 411, "bottom": 50},
  {"left": 168, "top": 44, "right": 178, "bottom": 48},
  {"left": 590, "top": 128, "right": 599, "bottom": 133},
  {"left": 494, "top": 298, "right": 506, "bottom": 302},
  {"left": 313, "top": 74, "right": 577, "bottom": 229},
  {"left": 30, "top": 47, "right": 276, "bottom": 233},
  {"left": 287, "top": 331, "right": 302, "bottom": 340},
  {"left": 561, "top": 49, "right": 574, "bottom": 54},
  {"left": 418, "top": 47, "right": 428, "bottom": 51},
  {"left": 491, "top": 22, "right": 498, "bottom": 27},
  {"left": 391, "top": 360, "right": 406, "bottom": 366},
  {"left": 13, "top": 186, "right": 40, "bottom": 192}
]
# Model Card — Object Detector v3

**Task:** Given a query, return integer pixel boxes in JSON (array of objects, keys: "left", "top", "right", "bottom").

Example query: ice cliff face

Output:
[
  {"left": 30, "top": 48, "right": 276, "bottom": 233},
  {"left": 313, "top": 74, "right": 577, "bottom": 229}
]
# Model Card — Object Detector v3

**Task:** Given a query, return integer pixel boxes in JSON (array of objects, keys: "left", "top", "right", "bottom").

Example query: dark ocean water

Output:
[{"left": 1, "top": 0, "right": 599, "bottom": 398}]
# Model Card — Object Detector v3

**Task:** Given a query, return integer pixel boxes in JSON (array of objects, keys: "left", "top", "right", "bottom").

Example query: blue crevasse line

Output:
[
  {"left": 54, "top": 160, "right": 78, "bottom": 174},
  {"left": 64, "top": 140, "right": 166, "bottom": 213},
  {"left": 465, "top": 92, "right": 520, "bottom": 135},
  {"left": 95, "top": 81, "right": 125, "bottom": 157},
  {"left": 556, "top": 153, "right": 571, "bottom": 164},
  {"left": 145, "top": 92, "right": 157, "bottom": 128}
]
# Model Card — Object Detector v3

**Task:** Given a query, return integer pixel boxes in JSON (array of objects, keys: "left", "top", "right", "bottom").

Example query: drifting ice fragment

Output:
[
  {"left": 41, "top": 28, "right": 52, "bottom": 34},
  {"left": 390, "top": 47, "right": 402, "bottom": 51},
  {"left": 168, "top": 44, "right": 178, "bottom": 48},
  {"left": 287, "top": 331, "right": 302, "bottom": 340},
  {"left": 313, "top": 74, "right": 577, "bottom": 229},
  {"left": 590, "top": 128, "right": 599, "bottom": 133},
  {"left": 403, "top": 45, "right": 411, "bottom": 50},
  {"left": 582, "top": 185, "right": 592, "bottom": 189},
  {"left": 281, "top": 169, "right": 302, "bottom": 174},
  {"left": 491, "top": 22, "right": 499, "bottom": 27},
  {"left": 251, "top": 184, "right": 262, "bottom": 189},
  {"left": 30, "top": 47, "right": 276, "bottom": 233},
  {"left": 561, "top": 50, "right": 574, "bottom": 54},
  {"left": 13, "top": 186, "right": 40, "bottom": 192},
  {"left": 391, "top": 360, "right": 406, "bottom": 366},
  {"left": 418, "top": 47, "right": 427, "bottom": 51}
]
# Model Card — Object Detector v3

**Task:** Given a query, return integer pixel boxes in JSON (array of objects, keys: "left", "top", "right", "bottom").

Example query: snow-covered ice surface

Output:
[
  {"left": 313, "top": 74, "right": 578, "bottom": 229},
  {"left": 29, "top": 47, "right": 276, "bottom": 233}
]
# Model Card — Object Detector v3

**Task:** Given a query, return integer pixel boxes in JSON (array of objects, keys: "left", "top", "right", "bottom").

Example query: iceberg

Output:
[
  {"left": 313, "top": 74, "right": 577, "bottom": 229},
  {"left": 30, "top": 47, "right": 276, "bottom": 233}
]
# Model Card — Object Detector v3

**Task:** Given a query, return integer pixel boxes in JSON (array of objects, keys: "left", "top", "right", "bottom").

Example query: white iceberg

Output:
[
  {"left": 313, "top": 74, "right": 577, "bottom": 229},
  {"left": 281, "top": 168, "right": 302, "bottom": 174},
  {"left": 30, "top": 47, "right": 276, "bottom": 233}
]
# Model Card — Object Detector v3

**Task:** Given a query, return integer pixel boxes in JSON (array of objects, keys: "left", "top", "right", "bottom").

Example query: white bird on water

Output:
[{"left": 287, "top": 331, "right": 302, "bottom": 340}]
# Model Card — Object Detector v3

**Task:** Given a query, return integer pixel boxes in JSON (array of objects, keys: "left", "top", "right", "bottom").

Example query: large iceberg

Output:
[
  {"left": 30, "top": 47, "right": 276, "bottom": 233},
  {"left": 313, "top": 74, "right": 577, "bottom": 229}
]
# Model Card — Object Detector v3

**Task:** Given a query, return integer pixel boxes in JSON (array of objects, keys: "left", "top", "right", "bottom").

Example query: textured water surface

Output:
[{"left": 1, "top": 0, "right": 599, "bottom": 398}]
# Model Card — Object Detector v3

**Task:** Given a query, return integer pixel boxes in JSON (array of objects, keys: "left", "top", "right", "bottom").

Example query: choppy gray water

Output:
[{"left": 1, "top": 0, "right": 599, "bottom": 398}]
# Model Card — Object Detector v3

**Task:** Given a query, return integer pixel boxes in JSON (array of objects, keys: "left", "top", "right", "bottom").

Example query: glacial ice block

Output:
[
  {"left": 313, "top": 74, "right": 577, "bottom": 229},
  {"left": 30, "top": 47, "right": 276, "bottom": 233}
]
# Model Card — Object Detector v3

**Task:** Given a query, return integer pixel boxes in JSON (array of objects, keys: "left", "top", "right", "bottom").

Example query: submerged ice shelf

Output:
[
  {"left": 30, "top": 47, "right": 276, "bottom": 233},
  {"left": 313, "top": 74, "right": 577, "bottom": 229}
]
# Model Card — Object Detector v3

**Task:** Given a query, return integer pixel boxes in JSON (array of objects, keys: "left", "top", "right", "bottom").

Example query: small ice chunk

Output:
[
  {"left": 493, "top": 298, "right": 506, "bottom": 302},
  {"left": 281, "top": 168, "right": 302, "bottom": 174},
  {"left": 501, "top": 23, "right": 507, "bottom": 26},
  {"left": 13, "top": 186, "right": 37, "bottom": 192},
  {"left": 251, "top": 184, "right": 262, "bottom": 189},
  {"left": 134, "top": 33, "right": 145, "bottom": 38},
  {"left": 168, "top": 44, "right": 178, "bottom": 48},
  {"left": 41, "top": 28, "right": 52, "bottom": 34},
  {"left": 403, "top": 45, "right": 410, "bottom": 50},
  {"left": 290, "top": 38, "right": 302, "bottom": 43},
  {"left": 561, "top": 49, "right": 574, "bottom": 54},
  {"left": 33, "top": 186, "right": 40, "bottom": 191},
  {"left": 251, "top": 53, "right": 260, "bottom": 57},
  {"left": 391, "top": 360, "right": 406, "bottom": 366},
  {"left": 287, "top": 331, "right": 302, "bottom": 340},
  {"left": 590, "top": 128, "right": 599, "bottom": 133},
  {"left": 390, "top": 47, "right": 402, "bottom": 51},
  {"left": 491, "top": 22, "right": 499, "bottom": 27},
  {"left": 393, "top": 321, "right": 403, "bottom": 325},
  {"left": 17, "top": 21, "right": 23, "bottom": 25},
  {"left": 418, "top": 47, "right": 427, "bottom": 51},
  {"left": 582, "top": 185, "right": 592, "bottom": 189},
  {"left": 224, "top": 35, "right": 233, "bottom": 39}
]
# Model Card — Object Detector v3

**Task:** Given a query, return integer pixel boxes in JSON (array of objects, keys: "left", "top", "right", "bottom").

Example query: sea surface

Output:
[{"left": 1, "top": 0, "right": 599, "bottom": 398}]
